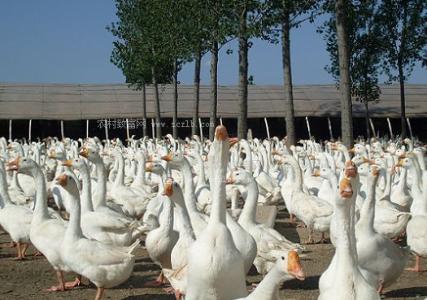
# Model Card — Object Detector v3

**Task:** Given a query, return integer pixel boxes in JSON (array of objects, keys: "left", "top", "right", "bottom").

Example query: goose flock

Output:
[{"left": 0, "top": 125, "right": 426, "bottom": 300}]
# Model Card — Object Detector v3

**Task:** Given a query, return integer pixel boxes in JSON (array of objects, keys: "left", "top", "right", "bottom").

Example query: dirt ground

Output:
[{"left": 0, "top": 207, "right": 426, "bottom": 300}]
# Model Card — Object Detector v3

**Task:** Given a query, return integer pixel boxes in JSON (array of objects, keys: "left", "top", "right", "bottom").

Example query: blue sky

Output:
[{"left": 0, "top": 0, "right": 425, "bottom": 85}]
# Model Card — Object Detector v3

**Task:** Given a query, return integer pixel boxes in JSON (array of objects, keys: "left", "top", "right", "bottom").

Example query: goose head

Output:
[
  {"left": 62, "top": 157, "right": 87, "bottom": 172},
  {"left": 56, "top": 171, "right": 80, "bottom": 196},
  {"left": 163, "top": 178, "right": 184, "bottom": 206},
  {"left": 79, "top": 146, "right": 101, "bottom": 163},
  {"left": 338, "top": 177, "right": 353, "bottom": 200},
  {"left": 277, "top": 250, "right": 305, "bottom": 281},
  {"left": 226, "top": 169, "right": 253, "bottom": 186},
  {"left": 145, "top": 162, "right": 166, "bottom": 176},
  {"left": 7, "top": 156, "right": 38, "bottom": 176},
  {"left": 344, "top": 161, "right": 357, "bottom": 178}
]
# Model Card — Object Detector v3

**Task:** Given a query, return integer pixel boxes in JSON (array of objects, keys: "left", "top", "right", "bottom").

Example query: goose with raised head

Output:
[
  {"left": 78, "top": 146, "right": 127, "bottom": 215},
  {"left": 234, "top": 250, "right": 305, "bottom": 300},
  {"left": 143, "top": 162, "right": 169, "bottom": 229},
  {"left": 63, "top": 158, "right": 143, "bottom": 246},
  {"left": 356, "top": 166, "right": 409, "bottom": 293},
  {"left": 109, "top": 148, "right": 151, "bottom": 218},
  {"left": 145, "top": 179, "right": 178, "bottom": 287},
  {"left": 318, "top": 176, "right": 380, "bottom": 300},
  {"left": 227, "top": 169, "right": 302, "bottom": 274},
  {"left": 7, "top": 157, "right": 78, "bottom": 292},
  {"left": 186, "top": 125, "right": 247, "bottom": 300},
  {"left": 0, "top": 160, "right": 32, "bottom": 260},
  {"left": 279, "top": 155, "right": 333, "bottom": 244},
  {"left": 402, "top": 158, "right": 427, "bottom": 272},
  {"left": 161, "top": 151, "right": 209, "bottom": 238},
  {"left": 56, "top": 172, "right": 138, "bottom": 300}
]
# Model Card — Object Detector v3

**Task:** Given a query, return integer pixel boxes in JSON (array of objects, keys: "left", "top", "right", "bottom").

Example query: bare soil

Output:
[{"left": 0, "top": 207, "right": 426, "bottom": 300}]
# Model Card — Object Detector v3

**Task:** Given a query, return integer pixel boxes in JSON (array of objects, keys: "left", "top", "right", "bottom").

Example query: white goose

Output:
[
  {"left": 279, "top": 155, "right": 333, "bottom": 243},
  {"left": 403, "top": 159, "right": 427, "bottom": 272},
  {"left": 234, "top": 250, "right": 305, "bottom": 300},
  {"left": 63, "top": 158, "right": 143, "bottom": 246},
  {"left": 356, "top": 166, "right": 409, "bottom": 293},
  {"left": 145, "top": 178, "right": 178, "bottom": 286},
  {"left": 0, "top": 160, "right": 32, "bottom": 259},
  {"left": 56, "top": 172, "right": 138, "bottom": 300},
  {"left": 8, "top": 157, "right": 78, "bottom": 292},
  {"left": 318, "top": 176, "right": 380, "bottom": 300},
  {"left": 227, "top": 169, "right": 302, "bottom": 274},
  {"left": 186, "top": 125, "right": 247, "bottom": 300}
]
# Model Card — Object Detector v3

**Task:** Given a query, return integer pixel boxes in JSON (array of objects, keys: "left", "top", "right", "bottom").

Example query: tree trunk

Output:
[
  {"left": 209, "top": 40, "right": 218, "bottom": 140},
  {"left": 142, "top": 83, "right": 147, "bottom": 137},
  {"left": 335, "top": 0, "right": 354, "bottom": 147},
  {"left": 281, "top": 9, "right": 296, "bottom": 146},
  {"left": 364, "top": 100, "right": 370, "bottom": 140},
  {"left": 237, "top": 4, "right": 248, "bottom": 139},
  {"left": 398, "top": 61, "right": 407, "bottom": 138},
  {"left": 192, "top": 48, "right": 202, "bottom": 136},
  {"left": 172, "top": 59, "right": 178, "bottom": 139},
  {"left": 151, "top": 65, "right": 162, "bottom": 139}
]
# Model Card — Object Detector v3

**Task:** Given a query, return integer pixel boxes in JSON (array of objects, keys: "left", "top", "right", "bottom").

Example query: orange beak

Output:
[
  {"left": 225, "top": 176, "right": 235, "bottom": 184},
  {"left": 228, "top": 137, "right": 239, "bottom": 147},
  {"left": 146, "top": 155, "right": 153, "bottom": 162},
  {"left": 79, "top": 147, "right": 89, "bottom": 158},
  {"left": 371, "top": 166, "right": 379, "bottom": 177},
  {"left": 344, "top": 161, "right": 357, "bottom": 178},
  {"left": 162, "top": 179, "right": 173, "bottom": 196},
  {"left": 348, "top": 147, "right": 355, "bottom": 154},
  {"left": 6, "top": 156, "right": 20, "bottom": 171},
  {"left": 56, "top": 174, "right": 68, "bottom": 187},
  {"left": 161, "top": 153, "right": 173, "bottom": 162},
  {"left": 312, "top": 170, "right": 320, "bottom": 177},
  {"left": 362, "top": 157, "right": 375, "bottom": 165},
  {"left": 339, "top": 177, "right": 353, "bottom": 199},
  {"left": 62, "top": 160, "right": 73, "bottom": 167},
  {"left": 287, "top": 251, "right": 305, "bottom": 280},
  {"left": 215, "top": 125, "right": 228, "bottom": 141},
  {"left": 330, "top": 143, "right": 338, "bottom": 151},
  {"left": 145, "top": 162, "right": 153, "bottom": 172},
  {"left": 48, "top": 150, "right": 56, "bottom": 159}
]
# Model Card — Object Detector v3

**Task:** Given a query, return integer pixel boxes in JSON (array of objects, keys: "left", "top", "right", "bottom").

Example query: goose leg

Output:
[
  {"left": 45, "top": 270, "right": 65, "bottom": 292},
  {"left": 13, "top": 242, "right": 23, "bottom": 260},
  {"left": 289, "top": 214, "right": 296, "bottom": 224},
  {"left": 377, "top": 280, "right": 384, "bottom": 294},
  {"left": 95, "top": 287, "right": 105, "bottom": 300},
  {"left": 174, "top": 289, "right": 183, "bottom": 300},
  {"left": 406, "top": 255, "right": 422, "bottom": 272},
  {"left": 65, "top": 275, "right": 83, "bottom": 288},
  {"left": 144, "top": 271, "right": 166, "bottom": 287},
  {"left": 21, "top": 243, "right": 29, "bottom": 258},
  {"left": 306, "top": 227, "right": 315, "bottom": 244}
]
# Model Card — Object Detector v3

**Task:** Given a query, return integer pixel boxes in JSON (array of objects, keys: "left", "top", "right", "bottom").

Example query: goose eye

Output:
[{"left": 281, "top": 256, "right": 285, "bottom": 260}]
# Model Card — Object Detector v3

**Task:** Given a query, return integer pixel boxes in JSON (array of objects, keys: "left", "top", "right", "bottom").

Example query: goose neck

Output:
[
  {"left": 79, "top": 166, "right": 94, "bottom": 213},
  {"left": 65, "top": 189, "right": 84, "bottom": 241},
  {"left": 357, "top": 177, "right": 377, "bottom": 234},
  {"left": 31, "top": 166, "right": 50, "bottom": 222},
  {"left": 335, "top": 203, "right": 357, "bottom": 269},
  {"left": 239, "top": 180, "right": 258, "bottom": 225},
  {"left": 250, "top": 267, "right": 287, "bottom": 299},
  {"left": 93, "top": 160, "right": 107, "bottom": 208},
  {"left": 180, "top": 161, "right": 199, "bottom": 213},
  {"left": 114, "top": 154, "right": 125, "bottom": 186}
]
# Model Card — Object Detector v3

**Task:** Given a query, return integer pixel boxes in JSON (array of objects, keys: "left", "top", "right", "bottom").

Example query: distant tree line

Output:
[{"left": 108, "top": 0, "right": 426, "bottom": 146}]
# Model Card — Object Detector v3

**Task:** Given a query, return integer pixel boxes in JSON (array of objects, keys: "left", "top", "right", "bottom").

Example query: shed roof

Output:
[{"left": 0, "top": 83, "right": 426, "bottom": 120}]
